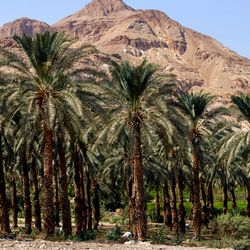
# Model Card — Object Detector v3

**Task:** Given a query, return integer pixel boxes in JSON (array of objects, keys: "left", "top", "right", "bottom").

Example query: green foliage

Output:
[
  {"left": 176, "top": 91, "right": 214, "bottom": 122},
  {"left": 171, "top": 234, "right": 184, "bottom": 245},
  {"left": 147, "top": 202, "right": 157, "bottom": 222},
  {"left": 100, "top": 209, "right": 127, "bottom": 225},
  {"left": 210, "top": 213, "right": 250, "bottom": 240},
  {"left": 212, "top": 201, "right": 246, "bottom": 216},
  {"left": 184, "top": 201, "right": 192, "bottom": 218},
  {"left": 74, "top": 230, "right": 96, "bottom": 241},
  {"left": 18, "top": 227, "right": 25, "bottom": 235},
  {"left": 152, "top": 226, "right": 168, "bottom": 244},
  {"left": 105, "top": 225, "right": 121, "bottom": 241},
  {"left": 231, "top": 92, "right": 250, "bottom": 121}
]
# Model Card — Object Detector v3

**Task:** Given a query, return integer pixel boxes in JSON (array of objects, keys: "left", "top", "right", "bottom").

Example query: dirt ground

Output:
[{"left": 0, "top": 240, "right": 232, "bottom": 250}]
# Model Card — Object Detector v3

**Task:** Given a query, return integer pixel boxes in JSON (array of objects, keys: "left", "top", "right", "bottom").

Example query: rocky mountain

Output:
[
  {"left": 0, "top": 0, "right": 250, "bottom": 99},
  {"left": 0, "top": 17, "right": 50, "bottom": 38},
  {"left": 0, "top": 17, "right": 51, "bottom": 48}
]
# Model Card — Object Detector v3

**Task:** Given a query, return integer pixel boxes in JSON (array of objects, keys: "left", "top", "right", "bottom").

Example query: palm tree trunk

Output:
[
  {"left": 124, "top": 152, "right": 133, "bottom": 229},
  {"left": 132, "top": 120, "right": 147, "bottom": 240},
  {"left": 79, "top": 159, "right": 87, "bottom": 233},
  {"left": 43, "top": 122, "right": 55, "bottom": 236},
  {"left": 246, "top": 185, "right": 250, "bottom": 217},
  {"left": 73, "top": 146, "right": 83, "bottom": 235},
  {"left": 128, "top": 176, "right": 133, "bottom": 229},
  {"left": 207, "top": 181, "right": 214, "bottom": 209},
  {"left": 22, "top": 152, "right": 32, "bottom": 234},
  {"left": 54, "top": 168, "right": 60, "bottom": 227},
  {"left": 31, "top": 158, "right": 41, "bottom": 232},
  {"left": 201, "top": 183, "right": 207, "bottom": 206},
  {"left": 222, "top": 173, "right": 228, "bottom": 214},
  {"left": 192, "top": 142, "right": 202, "bottom": 239},
  {"left": 170, "top": 175, "right": 178, "bottom": 234},
  {"left": 155, "top": 186, "right": 161, "bottom": 223},
  {"left": 86, "top": 172, "right": 92, "bottom": 231},
  {"left": 230, "top": 189, "right": 237, "bottom": 210},
  {"left": 92, "top": 179, "right": 100, "bottom": 230},
  {"left": 177, "top": 169, "right": 185, "bottom": 234},
  {"left": 190, "top": 186, "right": 194, "bottom": 204},
  {"left": 0, "top": 134, "right": 11, "bottom": 233},
  {"left": 58, "top": 134, "right": 72, "bottom": 236},
  {"left": 163, "top": 180, "right": 172, "bottom": 230},
  {"left": 11, "top": 178, "right": 18, "bottom": 228}
]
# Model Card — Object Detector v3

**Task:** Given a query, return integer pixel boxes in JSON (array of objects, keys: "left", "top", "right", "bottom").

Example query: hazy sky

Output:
[{"left": 0, "top": 0, "right": 249, "bottom": 59}]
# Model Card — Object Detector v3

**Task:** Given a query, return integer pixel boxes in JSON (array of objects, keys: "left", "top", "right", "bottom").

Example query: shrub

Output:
[
  {"left": 147, "top": 203, "right": 157, "bottom": 222},
  {"left": 74, "top": 230, "right": 95, "bottom": 241},
  {"left": 106, "top": 225, "right": 121, "bottom": 241},
  {"left": 153, "top": 227, "right": 168, "bottom": 244},
  {"left": 210, "top": 213, "right": 250, "bottom": 240}
]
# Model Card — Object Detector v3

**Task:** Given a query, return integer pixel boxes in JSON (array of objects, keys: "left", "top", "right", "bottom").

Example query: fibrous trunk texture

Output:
[
  {"left": 201, "top": 182, "right": 207, "bottom": 206},
  {"left": 222, "top": 168, "right": 228, "bottom": 214},
  {"left": 31, "top": 158, "right": 42, "bottom": 231},
  {"left": 163, "top": 180, "right": 172, "bottom": 230},
  {"left": 74, "top": 147, "right": 83, "bottom": 235},
  {"left": 0, "top": 134, "right": 11, "bottom": 233},
  {"left": 230, "top": 189, "right": 237, "bottom": 210},
  {"left": 86, "top": 172, "right": 92, "bottom": 231},
  {"left": 54, "top": 168, "right": 60, "bottom": 227},
  {"left": 58, "top": 134, "right": 72, "bottom": 236},
  {"left": 128, "top": 175, "right": 133, "bottom": 229},
  {"left": 131, "top": 119, "right": 147, "bottom": 240},
  {"left": 170, "top": 175, "right": 178, "bottom": 234},
  {"left": 43, "top": 123, "right": 55, "bottom": 236},
  {"left": 177, "top": 169, "right": 185, "bottom": 234},
  {"left": 11, "top": 178, "right": 18, "bottom": 228},
  {"left": 79, "top": 159, "right": 87, "bottom": 233},
  {"left": 192, "top": 142, "right": 202, "bottom": 239},
  {"left": 22, "top": 153, "right": 32, "bottom": 234}
]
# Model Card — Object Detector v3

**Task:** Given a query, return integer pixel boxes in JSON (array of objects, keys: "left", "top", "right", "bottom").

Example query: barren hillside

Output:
[{"left": 1, "top": 0, "right": 250, "bottom": 99}]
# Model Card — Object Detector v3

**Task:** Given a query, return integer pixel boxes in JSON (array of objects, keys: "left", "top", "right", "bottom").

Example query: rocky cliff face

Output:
[{"left": 0, "top": 0, "right": 250, "bottom": 98}]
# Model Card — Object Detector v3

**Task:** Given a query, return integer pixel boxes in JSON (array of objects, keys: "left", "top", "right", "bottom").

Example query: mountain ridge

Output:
[{"left": 0, "top": 0, "right": 249, "bottom": 98}]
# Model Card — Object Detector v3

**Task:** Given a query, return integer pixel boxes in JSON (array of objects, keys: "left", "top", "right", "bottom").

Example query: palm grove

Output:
[{"left": 0, "top": 32, "right": 249, "bottom": 240}]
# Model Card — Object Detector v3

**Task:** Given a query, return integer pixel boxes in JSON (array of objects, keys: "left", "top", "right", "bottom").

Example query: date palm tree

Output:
[
  {"left": 0, "top": 136, "right": 10, "bottom": 234},
  {"left": 218, "top": 93, "right": 250, "bottom": 166},
  {"left": 92, "top": 60, "right": 176, "bottom": 239},
  {"left": 0, "top": 31, "right": 87, "bottom": 236},
  {"left": 174, "top": 90, "right": 220, "bottom": 239},
  {"left": 0, "top": 99, "right": 11, "bottom": 233},
  {"left": 218, "top": 93, "right": 250, "bottom": 215}
]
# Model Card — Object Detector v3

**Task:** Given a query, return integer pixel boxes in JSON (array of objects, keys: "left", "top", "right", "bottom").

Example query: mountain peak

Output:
[
  {"left": 0, "top": 17, "right": 50, "bottom": 38},
  {"left": 84, "top": 0, "right": 134, "bottom": 16}
]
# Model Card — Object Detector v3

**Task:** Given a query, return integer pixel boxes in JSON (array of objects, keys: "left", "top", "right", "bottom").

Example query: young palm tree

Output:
[
  {"left": 175, "top": 91, "right": 217, "bottom": 239},
  {"left": 0, "top": 31, "right": 86, "bottom": 236}
]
